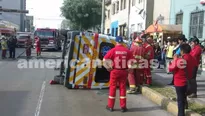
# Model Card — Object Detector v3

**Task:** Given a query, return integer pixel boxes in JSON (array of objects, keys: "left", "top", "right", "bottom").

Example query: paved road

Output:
[
  {"left": 0, "top": 50, "right": 173, "bottom": 116},
  {"left": 0, "top": 48, "right": 25, "bottom": 60}
]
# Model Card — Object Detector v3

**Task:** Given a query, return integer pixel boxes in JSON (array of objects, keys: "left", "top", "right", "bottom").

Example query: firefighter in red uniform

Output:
[
  {"left": 143, "top": 35, "right": 154, "bottom": 86},
  {"left": 35, "top": 36, "right": 41, "bottom": 57},
  {"left": 103, "top": 36, "right": 133, "bottom": 112},
  {"left": 127, "top": 36, "right": 145, "bottom": 93},
  {"left": 189, "top": 37, "right": 202, "bottom": 98},
  {"left": 25, "top": 36, "right": 32, "bottom": 59}
]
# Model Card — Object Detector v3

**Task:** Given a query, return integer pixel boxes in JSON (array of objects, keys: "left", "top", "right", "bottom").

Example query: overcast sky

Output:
[{"left": 27, "top": 0, "right": 64, "bottom": 28}]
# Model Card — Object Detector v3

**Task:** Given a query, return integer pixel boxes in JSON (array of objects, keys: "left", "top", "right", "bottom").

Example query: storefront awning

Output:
[{"left": 146, "top": 24, "right": 182, "bottom": 33}]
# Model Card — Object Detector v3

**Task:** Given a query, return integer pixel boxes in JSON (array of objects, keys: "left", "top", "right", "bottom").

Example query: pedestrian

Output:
[
  {"left": 25, "top": 36, "right": 32, "bottom": 59},
  {"left": 143, "top": 34, "right": 154, "bottom": 86},
  {"left": 154, "top": 42, "right": 161, "bottom": 69},
  {"left": 169, "top": 44, "right": 196, "bottom": 116},
  {"left": 1, "top": 37, "right": 7, "bottom": 59},
  {"left": 188, "top": 37, "right": 202, "bottom": 98},
  {"left": 103, "top": 36, "right": 133, "bottom": 112},
  {"left": 8, "top": 35, "right": 17, "bottom": 59},
  {"left": 35, "top": 36, "right": 41, "bottom": 57},
  {"left": 127, "top": 36, "right": 145, "bottom": 94},
  {"left": 165, "top": 39, "right": 174, "bottom": 74},
  {"left": 168, "top": 38, "right": 180, "bottom": 85}
]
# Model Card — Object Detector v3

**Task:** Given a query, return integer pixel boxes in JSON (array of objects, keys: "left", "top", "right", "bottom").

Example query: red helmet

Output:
[{"left": 134, "top": 36, "right": 143, "bottom": 43}]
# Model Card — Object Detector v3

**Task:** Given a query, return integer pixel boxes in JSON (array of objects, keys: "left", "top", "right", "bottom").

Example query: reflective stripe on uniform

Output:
[
  {"left": 146, "top": 75, "right": 152, "bottom": 78},
  {"left": 120, "top": 96, "right": 126, "bottom": 99},
  {"left": 134, "top": 55, "right": 143, "bottom": 59},
  {"left": 130, "top": 85, "right": 136, "bottom": 88},
  {"left": 109, "top": 96, "right": 115, "bottom": 99},
  {"left": 145, "top": 45, "right": 150, "bottom": 48}
]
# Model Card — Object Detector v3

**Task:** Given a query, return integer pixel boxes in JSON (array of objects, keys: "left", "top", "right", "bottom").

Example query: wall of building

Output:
[
  {"left": 110, "top": 0, "right": 129, "bottom": 36},
  {"left": 25, "top": 15, "right": 34, "bottom": 32},
  {"left": 129, "top": 0, "right": 147, "bottom": 33},
  {"left": 105, "top": 5, "right": 112, "bottom": 34},
  {"left": 0, "top": 0, "right": 26, "bottom": 31},
  {"left": 153, "top": 0, "right": 171, "bottom": 24},
  {"left": 170, "top": 0, "right": 205, "bottom": 40}
]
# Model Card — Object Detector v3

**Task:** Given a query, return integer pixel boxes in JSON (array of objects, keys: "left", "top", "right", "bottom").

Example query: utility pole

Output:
[
  {"left": 127, "top": 0, "right": 131, "bottom": 41},
  {"left": 101, "top": 0, "right": 105, "bottom": 34}
]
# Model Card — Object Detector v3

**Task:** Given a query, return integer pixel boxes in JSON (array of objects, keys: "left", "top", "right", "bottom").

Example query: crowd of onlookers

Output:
[
  {"left": 0, "top": 35, "right": 17, "bottom": 59},
  {"left": 151, "top": 34, "right": 204, "bottom": 116},
  {"left": 152, "top": 35, "right": 205, "bottom": 70}
]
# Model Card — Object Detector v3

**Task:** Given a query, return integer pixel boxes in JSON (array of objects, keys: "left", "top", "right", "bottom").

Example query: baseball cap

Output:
[{"left": 115, "top": 36, "right": 123, "bottom": 43}]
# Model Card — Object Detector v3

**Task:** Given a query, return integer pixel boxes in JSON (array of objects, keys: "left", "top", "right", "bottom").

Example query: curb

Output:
[{"left": 141, "top": 86, "right": 202, "bottom": 116}]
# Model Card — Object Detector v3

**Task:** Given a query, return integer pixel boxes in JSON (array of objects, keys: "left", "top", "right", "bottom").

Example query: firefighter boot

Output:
[{"left": 127, "top": 87, "right": 137, "bottom": 94}]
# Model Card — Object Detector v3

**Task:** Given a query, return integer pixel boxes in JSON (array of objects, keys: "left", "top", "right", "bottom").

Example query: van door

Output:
[
  {"left": 68, "top": 34, "right": 93, "bottom": 88},
  {"left": 92, "top": 36, "right": 116, "bottom": 88}
]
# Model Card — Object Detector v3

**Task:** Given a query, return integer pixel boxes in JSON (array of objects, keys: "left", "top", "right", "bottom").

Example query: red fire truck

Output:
[{"left": 34, "top": 28, "right": 62, "bottom": 51}]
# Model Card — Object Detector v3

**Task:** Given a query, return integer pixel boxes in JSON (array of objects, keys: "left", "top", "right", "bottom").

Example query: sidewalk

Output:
[{"left": 152, "top": 69, "right": 205, "bottom": 105}]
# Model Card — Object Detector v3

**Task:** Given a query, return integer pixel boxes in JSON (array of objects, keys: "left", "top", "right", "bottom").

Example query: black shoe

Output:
[
  {"left": 121, "top": 108, "right": 128, "bottom": 112},
  {"left": 106, "top": 106, "right": 113, "bottom": 112}
]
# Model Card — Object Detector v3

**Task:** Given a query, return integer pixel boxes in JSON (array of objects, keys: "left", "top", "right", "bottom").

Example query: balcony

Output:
[{"left": 105, "top": 0, "right": 111, "bottom": 5}]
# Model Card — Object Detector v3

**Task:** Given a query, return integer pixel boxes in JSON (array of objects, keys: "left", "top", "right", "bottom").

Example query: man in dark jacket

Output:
[{"left": 8, "top": 36, "right": 17, "bottom": 59}]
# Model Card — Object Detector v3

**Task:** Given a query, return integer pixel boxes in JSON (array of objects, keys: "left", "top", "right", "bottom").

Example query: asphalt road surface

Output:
[{"left": 0, "top": 50, "right": 173, "bottom": 116}]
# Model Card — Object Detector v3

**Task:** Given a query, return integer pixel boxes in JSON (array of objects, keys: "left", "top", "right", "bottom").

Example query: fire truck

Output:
[{"left": 34, "top": 28, "right": 62, "bottom": 51}]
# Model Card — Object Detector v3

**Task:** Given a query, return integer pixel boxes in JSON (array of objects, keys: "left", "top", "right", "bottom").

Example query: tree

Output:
[{"left": 61, "top": 0, "right": 102, "bottom": 30}]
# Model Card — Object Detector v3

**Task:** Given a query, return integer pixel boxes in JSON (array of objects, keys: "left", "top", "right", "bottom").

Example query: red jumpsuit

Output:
[
  {"left": 35, "top": 38, "right": 41, "bottom": 54},
  {"left": 143, "top": 42, "right": 154, "bottom": 85},
  {"left": 104, "top": 44, "right": 133, "bottom": 109},
  {"left": 25, "top": 39, "right": 32, "bottom": 57},
  {"left": 128, "top": 42, "right": 145, "bottom": 90}
]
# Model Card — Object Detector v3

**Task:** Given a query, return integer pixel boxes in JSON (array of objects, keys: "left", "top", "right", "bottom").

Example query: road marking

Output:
[{"left": 35, "top": 81, "right": 46, "bottom": 116}]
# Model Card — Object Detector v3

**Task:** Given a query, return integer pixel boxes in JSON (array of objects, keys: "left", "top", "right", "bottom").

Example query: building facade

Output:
[
  {"left": 170, "top": 0, "right": 205, "bottom": 40},
  {"left": 129, "top": 0, "right": 154, "bottom": 35},
  {"left": 0, "top": 0, "right": 26, "bottom": 31},
  {"left": 25, "top": 15, "right": 34, "bottom": 32},
  {"left": 105, "top": 0, "right": 112, "bottom": 34},
  {"left": 153, "top": 0, "right": 171, "bottom": 24},
  {"left": 110, "top": 0, "right": 129, "bottom": 37}
]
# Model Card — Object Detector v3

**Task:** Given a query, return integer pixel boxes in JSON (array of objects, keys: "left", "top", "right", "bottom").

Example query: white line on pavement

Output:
[{"left": 35, "top": 81, "right": 46, "bottom": 116}]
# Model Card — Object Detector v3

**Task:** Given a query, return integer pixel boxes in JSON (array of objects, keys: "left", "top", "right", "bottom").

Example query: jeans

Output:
[{"left": 175, "top": 85, "right": 188, "bottom": 116}]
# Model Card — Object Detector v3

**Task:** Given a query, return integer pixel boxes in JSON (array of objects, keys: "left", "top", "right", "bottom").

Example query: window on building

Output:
[
  {"left": 116, "top": 1, "right": 119, "bottom": 13},
  {"left": 132, "top": 0, "right": 136, "bottom": 6},
  {"left": 120, "top": 0, "right": 123, "bottom": 10},
  {"left": 107, "top": 10, "right": 110, "bottom": 19},
  {"left": 116, "top": 28, "right": 118, "bottom": 36},
  {"left": 112, "top": 28, "right": 114, "bottom": 36},
  {"left": 176, "top": 13, "right": 183, "bottom": 25},
  {"left": 124, "top": 0, "right": 126, "bottom": 9},
  {"left": 131, "top": 24, "right": 135, "bottom": 32},
  {"left": 112, "top": 4, "right": 115, "bottom": 15},
  {"left": 189, "top": 11, "right": 204, "bottom": 38},
  {"left": 107, "top": 28, "right": 110, "bottom": 34}
]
